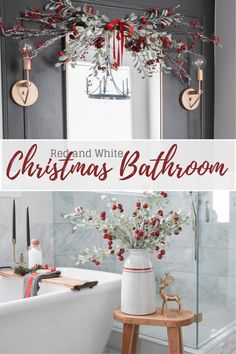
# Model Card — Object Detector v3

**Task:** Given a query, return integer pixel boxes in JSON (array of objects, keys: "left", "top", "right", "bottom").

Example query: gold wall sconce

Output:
[
  {"left": 180, "top": 54, "right": 206, "bottom": 111},
  {"left": 11, "top": 43, "right": 38, "bottom": 107}
]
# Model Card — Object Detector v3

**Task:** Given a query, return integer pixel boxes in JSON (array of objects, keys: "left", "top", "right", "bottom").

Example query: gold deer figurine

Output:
[{"left": 159, "top": 273, "right": 182, "bottom": 316}]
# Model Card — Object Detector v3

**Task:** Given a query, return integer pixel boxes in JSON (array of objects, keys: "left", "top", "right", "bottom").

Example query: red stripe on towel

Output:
[{"left": 25, "top": 273, "right": 36, "bottom": 298}]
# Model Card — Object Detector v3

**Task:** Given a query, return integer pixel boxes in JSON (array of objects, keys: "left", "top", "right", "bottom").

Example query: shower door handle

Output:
[
  {"left": 205, "top": 200, "right": 210, "bottom": 222},
  {"left": 190, "top": 192, "right": 198, "bottom": 261}
]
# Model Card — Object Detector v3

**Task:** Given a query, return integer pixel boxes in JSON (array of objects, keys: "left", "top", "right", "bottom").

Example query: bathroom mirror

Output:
[{"left": 66, "top": 51, "right": 162, "bottom": 139}]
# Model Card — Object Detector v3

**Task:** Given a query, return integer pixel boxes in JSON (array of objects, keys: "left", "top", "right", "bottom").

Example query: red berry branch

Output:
[
  {"left": 64, "top": 192, "right": 189, "bottom": 265},
  {"left": 0, "top": 0, "right": 221, "bottom": 82}
]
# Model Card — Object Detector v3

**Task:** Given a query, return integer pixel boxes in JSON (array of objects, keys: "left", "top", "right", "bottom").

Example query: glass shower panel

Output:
[
  {"left": 140, "top": 192, "right": 198, "bottom": 348},
  {"left": 198, "top": 191, "right": 236, "bottom": 347}
]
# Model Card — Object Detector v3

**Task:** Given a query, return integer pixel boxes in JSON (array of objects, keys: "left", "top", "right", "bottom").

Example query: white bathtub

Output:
[{"left": 0, "top": 267, "right": 121, "bottom": 354}]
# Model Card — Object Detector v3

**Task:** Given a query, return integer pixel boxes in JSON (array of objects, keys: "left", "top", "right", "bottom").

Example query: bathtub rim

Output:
[{"left": 0, "top": 267, "right": 121, "bottom": 316}]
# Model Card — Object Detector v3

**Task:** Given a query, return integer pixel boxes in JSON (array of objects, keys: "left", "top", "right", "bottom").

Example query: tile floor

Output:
[{"left": 103, "top": 347, "right": 119, "bottom": 354}]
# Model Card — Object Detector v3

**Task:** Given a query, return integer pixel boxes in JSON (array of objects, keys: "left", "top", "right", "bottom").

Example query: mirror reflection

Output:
[{"left": 66, "top": 52, "right": 161, "bottom": 139}]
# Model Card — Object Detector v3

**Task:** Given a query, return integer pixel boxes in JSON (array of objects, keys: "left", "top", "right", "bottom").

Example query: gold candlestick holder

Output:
[{"left": 12, "top": 239, "right": 27, "bottom": 266}]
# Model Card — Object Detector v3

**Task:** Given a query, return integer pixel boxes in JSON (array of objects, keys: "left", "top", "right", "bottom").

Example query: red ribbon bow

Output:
[
  {"left": 106, "top": 19, "right": 134, "bottom": 67},
  {"left": 85, "top": 6, "right": 94, "bottom": 15}
]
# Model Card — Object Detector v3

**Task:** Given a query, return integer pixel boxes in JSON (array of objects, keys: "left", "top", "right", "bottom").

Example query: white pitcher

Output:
[{"left": 121, "top": 249, "right": 156, "bottom": 315}]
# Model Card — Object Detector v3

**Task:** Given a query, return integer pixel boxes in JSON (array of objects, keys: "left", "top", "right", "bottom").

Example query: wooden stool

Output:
[{"left": 113, "top": 308, "right": 194, "bottom": 354}]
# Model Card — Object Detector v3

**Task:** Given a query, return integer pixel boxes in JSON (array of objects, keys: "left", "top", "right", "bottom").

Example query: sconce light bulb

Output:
[
  {"left": 191, "top": 54, "right": 207, "bottom": 70},
  {"left": 23, "top": 43, "right": 33, "bottom": 52},
  {"left": 19, "top": 39, "right": 33, "bottom": 56}
]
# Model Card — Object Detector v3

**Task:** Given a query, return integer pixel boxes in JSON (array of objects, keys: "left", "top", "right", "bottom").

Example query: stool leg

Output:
[
  {"left": 122, "top": 323, "right": 139, "bottom": 354},
  {"left": 178, "top": 328, "right": 184, "bottom": 354},
  {"left": 167, "top": 327, "right": 180, "bottom": 354}
]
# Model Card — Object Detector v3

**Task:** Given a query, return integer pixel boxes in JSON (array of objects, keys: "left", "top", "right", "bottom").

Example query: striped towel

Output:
[{"left": 23, "top": 271, "right": 61, "bottom": 298}]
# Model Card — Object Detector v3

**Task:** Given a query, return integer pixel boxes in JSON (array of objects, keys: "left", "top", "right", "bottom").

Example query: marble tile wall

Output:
[
  {"left": 0, "top": 191, "right": 235, "bottom": 348},
  {"left": 53, "top": 192, "right": 195, "bottom": 272},
  {"left": 53, "top": 192, "right": 197, "bottom": 315},
  {"left": 0, "top": 192, "right": 55, "bottom": 267},
  {"left": 199, "top": 194, "right": 236, "bottom": 296},
  {"left": 198, "top": 192, "right": 236, "bottom": 345},
  {"left": 52, "top": 191, "right": 236, "bottom": 298},
  {"left": 52, "top": 191, "right": 236, "bottom": 347}
]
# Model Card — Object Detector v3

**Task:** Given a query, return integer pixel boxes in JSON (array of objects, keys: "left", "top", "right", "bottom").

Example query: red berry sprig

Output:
[
  {"left": 117, "top": 248, "right": 125, "bottom": 261},
  {"left": 100, "top": 211, "right": 106, "bottom": 221}
]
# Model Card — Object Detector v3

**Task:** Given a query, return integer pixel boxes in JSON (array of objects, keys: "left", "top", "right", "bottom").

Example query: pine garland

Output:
[
  {"left": 0, "top": 1, "right": 221, "bottom": 81},
  {"left": 14, "top": 266, "right": 31, "bottom": 276},
  {"left": 14, "top": 264, "right": 44, "bottom": 276}
]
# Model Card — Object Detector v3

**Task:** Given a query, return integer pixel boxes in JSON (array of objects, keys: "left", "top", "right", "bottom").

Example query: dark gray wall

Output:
[
  {"left": 0, "top": 0, "right": 215, "bottom": 139},
  {"left": 0, "top": 0, "right": 66, "bottom": 139},
  {"left": 215, "top": 0, "right": 236, "bottom": 139}
]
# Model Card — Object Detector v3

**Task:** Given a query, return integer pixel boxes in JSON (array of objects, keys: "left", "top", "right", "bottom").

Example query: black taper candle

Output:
[
  {"left": 12, "top": 199, "right": 16, "bottom": 241},
  {"left": 26, "top": 207, "right": 31, "bottom": 248}
]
